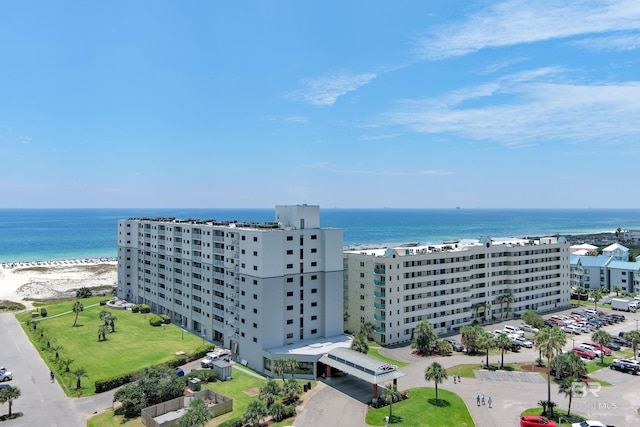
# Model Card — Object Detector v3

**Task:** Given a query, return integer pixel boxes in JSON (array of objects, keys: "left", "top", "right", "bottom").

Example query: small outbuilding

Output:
[{"left": 211, "top": 360, "right": 233, "bottom": 381}]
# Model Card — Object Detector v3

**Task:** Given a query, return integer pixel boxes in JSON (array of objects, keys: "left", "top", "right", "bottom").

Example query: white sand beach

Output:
[{"left": 0, "top": 260, "right": 118, "bottom": 309}]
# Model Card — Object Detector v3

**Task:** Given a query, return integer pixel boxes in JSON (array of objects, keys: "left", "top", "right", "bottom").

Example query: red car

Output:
[
  {"left": 573, "top": 347, "right": 597, "bottom": 360},
  {"left": 521, "top": 415, "right": 557, "bottom": 427},
  {"left": 588, "top": 342, "right": 611, "bottom": 356}
]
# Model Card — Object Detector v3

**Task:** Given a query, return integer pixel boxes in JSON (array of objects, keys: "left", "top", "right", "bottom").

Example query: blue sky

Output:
[{"left": 1, "top": 1, "right": 639, "bottom": 208}]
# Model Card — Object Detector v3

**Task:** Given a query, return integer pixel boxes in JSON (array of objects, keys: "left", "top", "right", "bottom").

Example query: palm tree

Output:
[
  {"left": 52, "top": 344, "right": 63, "bottom": 360},
  {"left": 484, "top": 301, "right": 492, "bottom": 321},
  {"left": 497, "top": 295, "right": 507, "bottom": 319},
  {"left": 460, "top": 324, "right": 482, "bottom": 354},
  {"left": 283, "top": 377, "right": 302, "bottom": 405},
  {"left": 59, "top": 357, "right": 74, "bottom": 373},
  {"left": 98, "top": 325, "right": 109, "bottom": 341},
  {"left": 558, "top": 377, "right": 577, "bottom": 418},
  {"left": 0, "top": 385, "right": 21, "bottom": 417},
  {"left": 259, "top": 380, "right": 282, "bottom": 408},
  {"left": 471, "top": 302, "right": 483, "bottom": 321},
  {"left": 380, "top": 383, "right": 403, "bottom": 418},
  {"left": 503, "top": 293, "right": 516, "bottom": 319},
  {"left": 424, "top": 362, "right": 448, "bottom": 402},
  {"left": 272, "top": 359, "right": 288, "bottom": 381},
  {"left": 495, "top": 333, "right": 512, "bottom": 369},
  {"left": 269, "top": 403, "right": 286, "bottom": 423},
  {"left": 360, "top": 322, "right": 374, "bottom": 340},
  {"left": 286, "top": 359, "right": 298, "bottom": 379},
  {"left": 589, "top": 289, "right": 602, "bottom": 311},
  {"left": 436, "top": 339, "right": 453, "bottom": 355},
  {"left": 477, "top": 332, "right": 496, "bottom": 368},
  {"left": 591, "top": 330, "right": 612, "bottom": 366},
  {"left": 613, "top": 285, "right": 621, "bottom": 296},
  {"left": 243, "top": 400, "right": 267, "bottom": 427},
  {"left": 352, "top": 333, "right": 369, "bottom": 354},
  {"left": 624, "top": 331, "right": 640, "bottom": 360},
  {"left": 72, "top": 301, "right": 84, "bottom": 327},
  {"left": 72, "top": 367, "right": 88, "bottom": 389},
  {"left": 534, "top": 326, "right": 567, "bottom": 416},
  {"left": 552, "top": 352, "right": 587, "bottom": 380},
  {"left": 109, "top": 316, "right": 118, "bottom": 332}
]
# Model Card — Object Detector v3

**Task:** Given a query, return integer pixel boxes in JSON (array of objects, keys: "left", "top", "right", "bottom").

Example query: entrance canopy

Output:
[{"left": 319, "top": 347, "right": 406, "bottom": 385}]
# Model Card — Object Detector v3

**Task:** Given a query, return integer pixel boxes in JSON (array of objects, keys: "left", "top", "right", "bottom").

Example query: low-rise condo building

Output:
[
  {"left": 117, "top": 205, "right": 347, "bottom": 378},
  {"left": 344, "top": 236, "right": 571, "bottom": 345}
]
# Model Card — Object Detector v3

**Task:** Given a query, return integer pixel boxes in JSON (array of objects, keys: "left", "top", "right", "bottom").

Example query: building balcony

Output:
[
  {"left": 373, "top": 325, "right": 386, "bottom": 333},
  {"left": 373, "top": 313, "right": 386, "bottom": 321},
  {"left": 374, "top": 279, "right": 386, "bottom": 287},
  {"left": 374, "top": 267, "right": 386, "bottom": 275},
  {"left": 374, "top": 302, "right": 386, "bottom": 310},
  {"left": 373, "top": 291, "right": 386, "bottom": 298}
]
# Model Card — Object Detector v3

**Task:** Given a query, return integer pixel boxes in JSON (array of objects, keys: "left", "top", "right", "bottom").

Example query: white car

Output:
[
  {"left": 563, "top": 325, "right": 582, "bottom": 335},
  {"left": 0, "top": 367, "right": 12, "bottom": 382},
  {"left": 503, "top": 325, "right": 525, "bottom": 336},
  {"left": 514, "top": 336, "right": 533, "bottom": 348},
  {"left": 578, "top": 344, "right": 602, "bottom": 357},
  {"left": 519, "top": 323, "right": 539, "bottom": 333},
  {"left": 571, "top": 420, "right": 605, "bottom": 427}
]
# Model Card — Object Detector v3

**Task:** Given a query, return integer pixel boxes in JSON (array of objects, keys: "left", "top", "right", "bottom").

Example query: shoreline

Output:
[{"left": 1, "top": 257, "right": 117, "bottom": 269}]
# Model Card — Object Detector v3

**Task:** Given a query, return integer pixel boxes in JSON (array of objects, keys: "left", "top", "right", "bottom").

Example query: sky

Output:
[{"left": 1, "top": 1, "right": 640, "bottom": 209}]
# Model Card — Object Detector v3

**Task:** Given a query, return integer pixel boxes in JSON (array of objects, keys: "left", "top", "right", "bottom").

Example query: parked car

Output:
[
  {"left": 612, "top": 335, "right": 631, "bottom": 347},
  {"left": 563, "top": 325, "right": 582, "bottom": 335},
  {"left": 609, "top": 359, "right": 639, "bottom": 374},
  {"left": 445, "top": 338, "right": 464, "bottom": 352},
  {"left": 588, "top": 342, "right": 611, "bottom": 356},
  {"left": 606, "top": 341, "right": 621, "bottom": 351},
  {"left": 520, "top": 323, "right": 540, "bottom": 333},
  {"left": 521, "top": 415, "right": 557, "bottom": 427},
  {"left": 503, "top": 325, "right": 525, "bottom": 336},
  {"left": 572, "top": 347, "right": 597, "bottom": 360},
  {"left": 514, "top": 336, "right": 533, "bottom": 348},
  {"left": 201, "top": 354, "right": 220, "bottom": 368},
  {"left": 0, "top": 368, "right": 12, "bottom": 382},
  {"left": 571, "top": 420, "right": 606, "bottom": 427}
]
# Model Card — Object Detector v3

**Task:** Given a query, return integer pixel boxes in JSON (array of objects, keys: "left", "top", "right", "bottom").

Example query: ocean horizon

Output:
[{"left": 1, "top": 208, "right": 640, "bottom": 263}]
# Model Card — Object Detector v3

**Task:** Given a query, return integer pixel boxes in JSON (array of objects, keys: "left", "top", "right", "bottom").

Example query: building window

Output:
[
  {"left": 287, "top": 264, "right": 293, "bottom": 269},
  {"left": 287, "top": 236, "right": 293, "bottom": 241},
  {"left": 360, "top": 295, "right": 365, "bottom": 300},
  {"left": 253, "top": 266, "right": 258, "bottom": 271},
  {"left": 253, "top": 323, "right": 257, "bottom": 328},
  {"left": 311, "top": 262, "right": 317, "bottom": 267},
  {"left": 253, "top": 337, "right": 257, "bottom": 343},
  {"left": 311, "top": 315, "right": 317, "bottom": 320},
  {"left": 311, "top": 302, "right": 317, "bottom": 307},
  {"left": 253, "top": 251, "right": 258, "bottom": 256},
  {"left": 311, "top": 248, "right": 317, "bottom": 253},
  {"left": 286, "top": 291, "right": 294, "bottom": 297},
  {"left": 286, "top": 333, "right": 294, "bottom": 339},
  {"left": 311, "top": 329, "right": 317, "bottom": 334},
  {"left": 287, "top": 250, "right": 293, "bottom": 255},
  {"left": 311, "top": 275, "right": 317, "bottom": 280},
  {"left": 287, "top": 319, "right": 293, "bottom": 325},
  {"left": 253, "top": 294, "right": 258, "bottom": 300},
  {"left": 286, "top": 277, "right": 294, "bottom": 283},
  {"left": 287, "top": 305, "right": 293, "bottom": 310},
  {"left": 311, "top": 235, "right": 317, "bottom": 240},
  {"left": 253, "top": 308, "right": 257, "bottom": 314},
  {"left": 253, "top": 237, "right": 258, "bottom": 242}
]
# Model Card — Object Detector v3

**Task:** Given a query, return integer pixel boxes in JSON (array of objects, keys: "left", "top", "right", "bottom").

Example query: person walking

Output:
[
  {"left": 476, "top": 395, "right": 480, "bottom": 406},
  {"left": 481, "top": 394, "right": 485, "bottom": 405},
  {"left": 50, "top": 371, "right": 55, "bottom": 383},
  {"left": 488, "top": 396, "right": 493, "bottom": 408}
]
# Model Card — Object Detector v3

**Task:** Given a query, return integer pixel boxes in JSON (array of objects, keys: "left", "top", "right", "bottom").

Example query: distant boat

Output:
[{"left": 456, "top": 207, "right": 461, "bottom": 210}]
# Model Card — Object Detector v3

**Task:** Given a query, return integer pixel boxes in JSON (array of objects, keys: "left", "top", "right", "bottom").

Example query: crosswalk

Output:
[{"left": 475, "top": 369, "right": 545, "bottom": 383}]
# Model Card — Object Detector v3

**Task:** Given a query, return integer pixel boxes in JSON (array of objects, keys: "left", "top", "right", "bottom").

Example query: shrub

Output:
[
  {"left": 187, "top": 369, "right": 218, "bottom": 383},
  {"left": 160, "top": 314, "right": 171, "bottom": 324},
  {"left": 131, "top": 305, "right": 140, "bottom": 313},
  {"left": 76, "top": 287, "right": 93, "bottom": 298},
  {"left": 148, "top": 315, "right": 163, "bottom": 327},
  {"left": 283, "top": 405, "right": 297, "bottom": 418},
  {"left": 40, "top": 308, "right": 48, "bottom": 317},
  {"left": 94, "top": 372, "right": 136, "bottom": 393},
  {"left": 165, "top": 355, "right": 188, "bottom": 369},
  {"left": 132, "top": 304, "right": 151, "bottom": 314},
  {"left": 99, "top": 299, "right": 109, "bottom": 306}
]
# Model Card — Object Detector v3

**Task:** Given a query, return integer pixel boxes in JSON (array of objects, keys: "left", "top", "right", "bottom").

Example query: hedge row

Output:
[
  {"left": 186, "top": 369, "right": 218, "bottom": 383},
  {"left": 131, "top": 304, "right": 151, "bottom": 313},
  {"left": 218, "top": 418, "right": 243, "bottom": 427}
]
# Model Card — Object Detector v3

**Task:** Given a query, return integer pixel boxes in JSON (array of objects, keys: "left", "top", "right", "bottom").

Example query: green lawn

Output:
[
  {"left": 16, "top": 296, "right": 205, "bottom": 397},
  {"left": 446, "top": 364, "right": 480, "bottom": 378},
  {"left": 366, "top": 388, "right": 473, "bottom": 427},
  {"left": 586, "top": 356, "right": 614, "bottom": 374},
  {"left": 87, "top": 369, "right": 310, "bottom": 427},
  {"left": 367, "top": 342, "right": 409, "bottom": 367}
]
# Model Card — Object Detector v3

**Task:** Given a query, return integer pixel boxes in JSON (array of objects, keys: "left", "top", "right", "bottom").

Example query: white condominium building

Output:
[
  {"left": 344, "top": 236, "right": 571, "bottom": 345},
  {"left": 117, "top": 205, "right": 346, "bottom": 377}
]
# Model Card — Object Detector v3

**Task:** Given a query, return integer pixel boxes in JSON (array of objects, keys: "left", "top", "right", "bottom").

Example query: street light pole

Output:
[
  {"left": 181, "top": 323, "right": 185, "bottom": 340},
  {"left": 635, "top": 319, "right": 639, "bottom": 332},
  {"left": 202, "top": 332, "right": 205, "bottom": 346}
]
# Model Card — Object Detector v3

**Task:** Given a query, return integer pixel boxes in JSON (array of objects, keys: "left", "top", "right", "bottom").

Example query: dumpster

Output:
[{"left": 189, "top": 378, "right": 201, "bottom": 391}]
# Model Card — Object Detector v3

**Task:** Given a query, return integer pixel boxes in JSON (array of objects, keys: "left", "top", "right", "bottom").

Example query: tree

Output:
[
  {"left": 471, "top": 303, "right": 483, "bottom": 321},
  {"left": 484, "top": 301, "right": 492, "bottom": 320},
  {"left": 272, "top": 359, "right": 288, "bottom": 381},
  {"left": 624, "top": 331, "right": 640, "bottom": 360},
  {"left": 269, "top": 402, "right": 286, "bottom": 422},
  {"left": 72, "top": 301, "right": 84, "bottom": 327},
  {"left": 522, "top": 310, "right": 544, "bottom": 329},
  {"left": 380, "top": 383, "right": 403, "bottom": 418},
  {"left": 98, "top": 325, "right": 109, "bottom": 341},
  {"left": 72, "top": 367, "right": 88, "bottom": 389},
  {"left": 109, "top": 317, "right": 118, "bottom": 332},
  {"left": 558, "top": 377, "right": 577, "bottom": 418},
  {"left": 283, "top": 377, "right": 302, "bottom": 404},
  {"left": 52, "top": 344, "right": 63, "bottom": 360},
  {"left": 534, "top": 326, "right": 567, "bottom": 416},
  {"left": 243, "top": 400, "right": 267, "bottom": 427},
  {"left": 613, "top": 285, "right": 621, "bottom": 296},
  {"left": 460, "top": 325, "right": 482, "bottom": 354},
  {"left": 178, "top": 397, "right": 211, "bottom": 427},
  {"left": 411, "top": 321, "right": 438, "bottom": 355},
  {"left": 436, "top": 339, "right": 452, "bottom": 355},
  {"left": 0, "top": 385, "right": 21, "bottom": 417},
  {"left": 494, "top": 333, "right": 512, "bottom": 369},
  {"left": 59, "top": 357, "right": 74, "bottom": 373},
  {"left": 285, "top": 359, "right": 298, "bottom": 379},
  {"left": 589, "top": 289, "right": 602, "bottom": 311},
  {"left": 259, "top": 380, "right": 282, "bottom": 408},
  {"left": 591, "top": 330, "right": 612, "bottom": 366},
  {"left": 360, "top": 322, "right": 374, "bottom": 340},
  {"left": 477, "top": 332, "right": 496, "bottom": 368},
  {"left": 352, "top": 333, "right": 369, "bottom": 354},
  {"left": 503, "top": 293, "right": 515, "bottom": 319},
  {"left": 424, "top": 362, "right": 448, "bottom": 402},
  {"left": 551, "top": 352, "right": 587, "bottom": 380}
]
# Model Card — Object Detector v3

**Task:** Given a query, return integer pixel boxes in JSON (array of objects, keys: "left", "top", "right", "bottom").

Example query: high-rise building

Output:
[
  {"left": 117, "top": 205, "right": 347, "bottom": 377},
  {"left": 344, "top": 236, "right": 571, "bottom": 345}
]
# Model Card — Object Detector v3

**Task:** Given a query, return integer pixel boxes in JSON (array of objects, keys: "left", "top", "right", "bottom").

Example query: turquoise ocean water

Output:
[{"left": 1, "top": 208, "right": 640, "bottom": 263}]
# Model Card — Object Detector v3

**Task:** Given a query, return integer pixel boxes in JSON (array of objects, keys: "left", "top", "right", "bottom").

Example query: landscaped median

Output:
[
  {"left": 366, "top": 388, "right": 473, "bottom": 427},
  {"left": 16, "top": 296, "right": 207, "bottom": 397}
]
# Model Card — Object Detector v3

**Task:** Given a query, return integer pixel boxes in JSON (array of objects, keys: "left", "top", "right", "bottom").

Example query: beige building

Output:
[{"left": 344, "top": 236, "right": 571, "bottom": 345}]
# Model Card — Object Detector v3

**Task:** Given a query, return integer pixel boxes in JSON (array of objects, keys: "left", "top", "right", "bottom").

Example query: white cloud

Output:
[
  {"left": 571, "top": 32, "right": 640, "bottom": 52},
  {"left": 416, "top": 0, "right": 640, "bottom": 60},
  {"left": 288, "top": 71, "right": 377, "bottom": 106},
  {"left": 385, "top": 70, "right": 640, "bottom": 145},
  {"left": 358, "top": 133, "right": 401, "bottom": 141}
]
